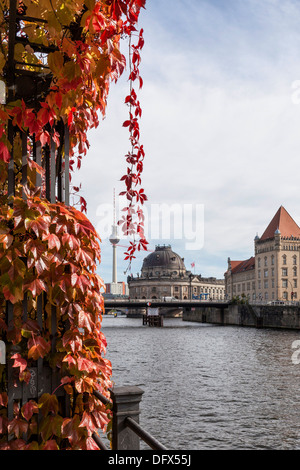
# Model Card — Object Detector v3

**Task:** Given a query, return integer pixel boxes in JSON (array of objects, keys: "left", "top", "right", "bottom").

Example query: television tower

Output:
[{"left": 109, "top": 189, "right": 120, "bottom": 284}]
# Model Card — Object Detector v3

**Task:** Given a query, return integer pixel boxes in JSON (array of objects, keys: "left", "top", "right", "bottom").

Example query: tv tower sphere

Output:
[{"left": 109, "top": 225, "right": 120, "bottom": 246}]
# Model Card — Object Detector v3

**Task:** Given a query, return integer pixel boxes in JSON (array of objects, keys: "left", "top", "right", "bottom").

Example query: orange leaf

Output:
[
  {"left": 11, "top": 353, "right": 27, "bottom": 373},
  {"left": 28, "top": 336, "right": 50, "bottom": 360},
  {"left": 21, "top": 400, "right": 39, "bottom": 421},
  {"left": 39, "top": 393, "right": 59, "bottom": 417}
]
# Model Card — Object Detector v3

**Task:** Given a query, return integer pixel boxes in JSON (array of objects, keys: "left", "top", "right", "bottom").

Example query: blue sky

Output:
[{"left": 72, "top": 0, "right": 300, "bottom": 284}]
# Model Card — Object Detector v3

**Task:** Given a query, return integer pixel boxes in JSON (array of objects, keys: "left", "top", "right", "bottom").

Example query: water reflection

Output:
[{"left": 102, "top": 316, "right": 300, "bottom": 450}]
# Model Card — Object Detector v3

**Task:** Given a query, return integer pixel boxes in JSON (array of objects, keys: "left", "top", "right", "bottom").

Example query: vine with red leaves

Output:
[
  {"left": 119, "top": 27, "right": 148, "bottom": 265},
  {"left": 0, "top": 0, "right": 147, "bottom": 450}
]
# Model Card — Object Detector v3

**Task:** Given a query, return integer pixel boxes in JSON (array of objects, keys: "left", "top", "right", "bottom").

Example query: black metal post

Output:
[
  {"left": 64, "top": 124, "right": 70, "bottom": 205},
  {"left": 50, "top": 136, "right": 56, "bottom": 203},
  {"left": 21, "top": 131, "right": 27, "bottom": 200}
]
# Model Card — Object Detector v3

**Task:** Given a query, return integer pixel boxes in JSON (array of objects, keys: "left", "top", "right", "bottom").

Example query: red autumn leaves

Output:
[
  {"left": 0, "top": 0, "right": 147, "bottom": 450},
  {"left": 0, "top": 194, "right": 111, "bottom": 449},
  {"left": 120, "top": 28, "right": 148, "bottom": 261}
]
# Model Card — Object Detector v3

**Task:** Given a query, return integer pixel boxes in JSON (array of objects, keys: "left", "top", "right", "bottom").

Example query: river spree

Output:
[{"left": 101, "top": 316, "right": 300, "bottom": 450}]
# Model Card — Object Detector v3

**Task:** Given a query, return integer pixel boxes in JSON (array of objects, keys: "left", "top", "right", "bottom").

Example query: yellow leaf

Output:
[
  {"left": 63, "top": 61, "right": 81, "bottom": 80},
  {"left": 48, "top": 51, "right": 64, "bottom": 75},
  {"left": 85, "top": 0, "right": 96, "bottom": 10},
  {"left": 47, "top": 11, "right": 63, "bottom": 36},
  {"left": 95, "top": 54, "right": 110, "bottom": 78},
  {"left": 0, "top": 52, "right": 5, "bottom": 74},
  {"left": 14, "top": 43, "right": 25, "bottom": 62}
]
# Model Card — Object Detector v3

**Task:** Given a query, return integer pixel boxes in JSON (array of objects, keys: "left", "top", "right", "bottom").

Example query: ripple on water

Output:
[{"left": 102, "top": 317, "right": 300, "bottom": 450}]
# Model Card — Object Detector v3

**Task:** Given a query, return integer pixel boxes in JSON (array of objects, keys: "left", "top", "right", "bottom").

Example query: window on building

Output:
[
  {"left": 258, "top": 280, "right": 261, "bottom": 289},
  {"left": 264, "top": 280, "right": 268, "bottom": 289},
  {"left": 264, "top": 269, "right": 268, "bottom": 278},
  {"left": 271, "top": 255, "right": 274, "bottom": 266},
  {"left": 282, "top": 279, "right": 288, "bottom": 288},
  {"left": 264, "top": 257, "right": 268, "bottom": 266},
  {"left": 265, "top": 292, "right": 268, "bottom": 300},
  {"left": 293, "top": 256, "right": 297, "bottom": 265},
  {"left": 294, "top": 292, "right": 298, "bottom": 299},
  {"left": 271, "top": 268, "right": 274, "bottom": 277},
  {"left": 258, "top": 257, "right": 261, "bottom": 268},
  {"left": 294, "top": 279, "right": 297, "bottom": 288},
  {"left": 272, "top": 279, "right": 275, "bottom": 288},
  {"left": 283, "top": 255, "right": 287, "bottom": 265},
  {"left": 282, "top": 268, "right": 288, "bottom": 277},
  {"left": 174, "top": 286, "right": 179, "bottom": 292},
  {"left": 258, "top": 270, "right": 261, "bottom": 279},
  {"left": 283, "top": 291, "right": 288, "bottom": 300},
  {"left": 272, "top": 292, "right": 275, "bottom": 299},
  {"left": 293, "top": 267, "right": 297, "bottom": 277}
]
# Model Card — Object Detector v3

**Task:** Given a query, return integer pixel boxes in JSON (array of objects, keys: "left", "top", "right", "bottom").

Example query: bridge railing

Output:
[
  {"left": 92, "top": 386, "right": 167, "bottom": 451},
  {"left": 250, "top": 300, "right": 300, "bottom": 306},
  {"left": 105, "top": 298, "right": 228, "bottom": 303}
]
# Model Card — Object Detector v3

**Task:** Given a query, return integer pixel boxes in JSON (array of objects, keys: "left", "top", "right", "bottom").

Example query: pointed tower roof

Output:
[{"left": 260, "top": 206, "right": 300, "bottom": 240}]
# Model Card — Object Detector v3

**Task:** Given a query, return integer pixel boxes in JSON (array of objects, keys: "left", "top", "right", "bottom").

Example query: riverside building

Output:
[
  {"left": 225, "top": 206, "right": 300, "bottom": 302},
  {"left": 128, "top": 244, "right": 225, "bottom": 301}
]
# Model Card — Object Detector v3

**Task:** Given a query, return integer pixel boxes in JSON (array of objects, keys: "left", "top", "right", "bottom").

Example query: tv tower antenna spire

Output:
[{"left": 113, "top": 187, "right": 116, "bottom": 225}]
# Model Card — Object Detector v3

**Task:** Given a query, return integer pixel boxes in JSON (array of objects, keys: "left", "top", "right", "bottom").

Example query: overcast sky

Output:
[{"left": 72, "top": 0, "right": 300, "bottom": 284}]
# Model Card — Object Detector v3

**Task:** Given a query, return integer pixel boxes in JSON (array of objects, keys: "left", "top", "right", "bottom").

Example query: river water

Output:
[{"left": 101, "top": 316, "right": 300, "bottom": 450}]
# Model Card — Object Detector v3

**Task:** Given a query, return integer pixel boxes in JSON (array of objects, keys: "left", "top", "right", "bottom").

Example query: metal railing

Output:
[
  {"left": 93, "top": 386, "right": 167, "bottom": 451},
  {"left": 124, "top": 416, "right": 167, "bottom": 450}
]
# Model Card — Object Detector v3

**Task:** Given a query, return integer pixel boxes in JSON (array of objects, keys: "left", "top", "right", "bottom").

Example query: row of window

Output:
[
  {"left": 232, "top": 278, "right": 298, "bottom": 292},
  {"left": 257, "top": 255, "right": 297, "bottom": 267},
  {"left": 249, "top": 291, "right": 298, "bottom": 300},
  {"left": 147, "top": 286, "right": 225, "bottom": 294},
  {"left": 258, "top": 267, "right": 298, "bottom": 278}
]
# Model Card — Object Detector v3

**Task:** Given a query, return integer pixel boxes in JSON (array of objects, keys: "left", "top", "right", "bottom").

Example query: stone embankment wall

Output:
[{"left": 182, "top": 305, "right": 300, "bottom": 330}]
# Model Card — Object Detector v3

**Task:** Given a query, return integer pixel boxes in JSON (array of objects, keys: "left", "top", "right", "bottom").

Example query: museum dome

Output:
[{"left": 141, "top": 245, "right": 186, "bottom": 276}]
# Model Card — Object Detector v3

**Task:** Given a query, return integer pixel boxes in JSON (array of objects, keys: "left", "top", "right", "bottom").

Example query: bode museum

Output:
[{"left": 127, "top": 245, "right": 225, "bottom": 301}]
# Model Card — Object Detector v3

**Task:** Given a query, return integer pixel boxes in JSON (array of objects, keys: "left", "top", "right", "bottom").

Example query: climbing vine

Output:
[
  {"left": 0, "top": 0, "right": 147, "bottom": 450},
  {"left": 120, "top": 27, "right": 148, "bottom": 265}
]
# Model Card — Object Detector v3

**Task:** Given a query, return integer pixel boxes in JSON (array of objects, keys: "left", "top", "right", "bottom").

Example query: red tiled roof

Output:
[
  {"left": 260, "top": 206, "right": 300, "bottom": 240},
  {"left": 231, "top": 257, "right": 255, "bottom": 274},
  {"left": 230, "top": 260, "right": 243, "bottom": 270}
]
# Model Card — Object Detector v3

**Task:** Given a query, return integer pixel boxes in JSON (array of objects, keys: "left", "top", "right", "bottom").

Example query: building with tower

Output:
[
  {"left": 225, "top": 206, "right": 300, "bottom": 302},
  {"left": 128, "top": 245, "right": 225, "bottom": 301}
]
